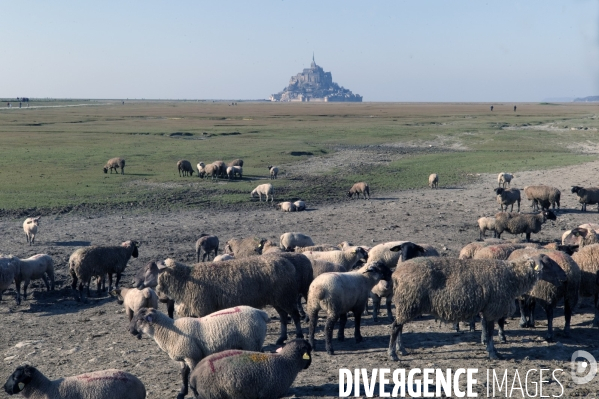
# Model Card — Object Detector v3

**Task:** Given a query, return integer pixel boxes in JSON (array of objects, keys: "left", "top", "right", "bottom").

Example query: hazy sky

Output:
[{"left": 2, "top": 1, "right": 598, "bottom": 101}]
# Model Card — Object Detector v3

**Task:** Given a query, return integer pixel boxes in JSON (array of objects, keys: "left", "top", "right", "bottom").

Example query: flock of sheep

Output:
[{"left": 3, "top": 164, "right": 599, "bottom": 398}]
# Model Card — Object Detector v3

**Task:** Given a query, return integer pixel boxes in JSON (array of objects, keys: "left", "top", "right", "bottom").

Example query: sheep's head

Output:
[
  {"left": 103, "top": 167, "right": 108, "bottom": 174},
  {"left": 122, "top": 240, "right": 140, "bottom": 258},
  {"left": 529, "top": 254, "right": 567, "bottom": 286},
  {"left": 110, "top": 288, "right": 124, "bottom": 304},
  {"left": 363, "top": 261, "right": 392, "bottom": 281},
  {"left": 494, "top": 188, "right": 504, "bottom": 195},
  {"left": 389, "top": 242, "right": 426, "bottom": 262},
  {"left": 134, "top": 261, "right": 160, "bottom": 289},
  {"left": 4, "top": 365, "right": 35, "bottom": 395},
  {"left": 278, "top": 339, "right": 312, "bottom": 370},
  {"left": 129, "top": 307, "right": 156, "bottom": 340},
  {"left": 543, "top": 210, "right": 557, "bottom": 221},
  {"left": 571, "top": 186, "right": 582, "bottom": 194}
]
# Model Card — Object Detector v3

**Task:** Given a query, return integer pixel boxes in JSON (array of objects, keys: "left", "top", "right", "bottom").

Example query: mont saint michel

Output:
[{"left": 270, "top": 56, "right": 362, "bottom": 102}]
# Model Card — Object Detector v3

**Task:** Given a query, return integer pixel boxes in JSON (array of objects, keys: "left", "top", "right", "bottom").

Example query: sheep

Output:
[
  {"left": 112, "top": 287, "right": 158, "bottom": 321},
  {"left": 347, "top": 181, "right": 370, "bottom": 199},
  {"left": 129, "top": 306, "right": 268, "bottom": 399},
  {"left": 365, "top": 241, "right": 427, "bottom": 270},
  {"left": 69, "top": 240, "right": 139, "bottom": 302},
  {"left": 428, "top": 173, "right": 438, "bottom": 189},
  {"left": 195, "top": 234, "right": 219, "bottom": 262},
  {"left": 277, "top": 201, "right": 297, "bottom": 212},
  {"left": 227, "top": 158, "right": 244, "bottom": 167},
  {"left": 177, "top": 159, "right": 194, "bottom": 177},
  {"left": 571, "top": 186, "right": 599, "bottom": 212},
  {"left": 508, "top": 248, "right": 580, "bottom": 341},
  {"left": 458, "top": 238, "right": 507, "bottom": 259},
  {"left": 103, "top": 157, "right": 125, "bottom": 175},
  {"left": 152, "top": 257, "right": 304, "bottom": 345},
  {"left": 303, "top": 247, "right": 368, "bottom": 270},
  {"left": 311, "top": 260, "right": 347, "bottom": 277},
  {"left": 0, "top": 255, "right": 19, "bottom": 303},
  {"left": 279, "top": 232, "right": 314, "bottom": 251},
  {"left": 307, "top": 262, "right": 391, "bottom": 354},
  {"left": 572, "top": 244, "right": 599, "bottom": 326},
  {"left": 477, "top": 216, "right": 497, "bottom": 239},
  {"left": 189, "top": 339, "right": 312, "bottom": 399},
  {"left": 23, "top": 216, "right": 40, "bottom": 245},
  {"left": 251, "top": 183, "right": 274, "bottom": 202},
  {"left": 494, "top": 210, "right": 556, "bottom": 242},
  {"left": 562, "top": 227, "right": 599, "bottom": 248},
  {"left": 213, "top": 254, "right": 234, "bottom": 262},
  {"left": 523, "top": 185, "right": 561, "bottom": 211},
  {"left": 261, "top": 240, "right": 282, "bottom": 254},
  {"left": 226, "top": 165, "right": 242, "bottom": 179},
  {"left": 494, "top": 187, "right": 521, "bottom": 212},
  {"left": 497, "top": 172, "right": 513, "bottom": 188},
  {"left": 268, "top": 165, "right": 279, "bottom": 179},
  {"left": 294, "top": 200, "right": 306, "bottom": 211},
  {"left": 472, "top": 243, "right": 540, "bottom": 260},
  {"left": 387, "top": 255, "right": 567, "bottom": 360},
  {"left": 224, "top": 237, "right": 265, "bottom": 258},
  {"left": 14, "top": 254, "right": 54, "bottom": 305},
  {"left": 3, "top": 365, "right": 146, "bottom": 399},
  {"left": 295, "top": 244, "right": 340, "bottom": 253},
  {"left": 197, "top": 162, "right": 219, "bottom": 180},
  {"left": 212, "top": 160, "right": 226, "bottom": 178}
]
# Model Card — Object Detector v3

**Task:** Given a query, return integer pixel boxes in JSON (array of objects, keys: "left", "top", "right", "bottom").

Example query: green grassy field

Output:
[{"left": 0, "top": 101, "right": 597, "bottom": 213}]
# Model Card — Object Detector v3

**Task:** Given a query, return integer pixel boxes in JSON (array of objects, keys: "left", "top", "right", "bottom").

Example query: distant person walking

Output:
[
  {"left": 19, "top": 102, "right": 22, "bottom": 108},
  {"left": 514, "top": 105, "right": 517, "bottom": 112},
  {"left": 490, "top": 105, "right": 494, "bottom": 111}
]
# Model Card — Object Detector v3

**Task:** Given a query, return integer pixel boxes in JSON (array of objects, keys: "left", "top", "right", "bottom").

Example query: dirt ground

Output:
[{"left": 2, "top": 156, "right": 599, "bottom": 398}]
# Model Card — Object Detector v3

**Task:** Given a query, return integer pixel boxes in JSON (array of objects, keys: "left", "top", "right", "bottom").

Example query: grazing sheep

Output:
[
  {"left": 177, "top": 160, "right": 194, "bottom": 177},
  {"left": 103, "top": 157, "right": 125, "bottom": 175},
  {"left": 251, "top": 183, "right": 274, "bottom": 202},
  {"left": 472, "top": 243, "right": 540, "bottom": 260},
  {"left": 226, "top": 165, "right": 242, "bottom": 179},
  {"left": 14, "top": 254, "right": 54, "bottom": 305},
  {"left": 478, "top": 216, "right": 497, "bottom": 240},
  {"left": 295, "top": 244, "right": 340, "bottom": 253},
  {"left": 497, "top": 172, "right": 513, "bottom": 188},
  {"left": 494, "top": 210, "right": 556, "bottom": 241},
  {"left": 428, "top": 173, "right": 438, "bottom": 189},
  {"left": 303, "top": 247, "right": 368, "bottom": 270},
  {"left": 572, "top": 244, "right": 599, "bottom": 326},
  {"left": 152, "top": 257, "right": 303, "bottom": 345},
  {"left": 210, "top": 161, "right": 226, "bottom": 178},
  {"left": 571, "top": 186, "right": 599, "bottom": 212},
  {"left": 195, "top": 234, "right": 219, "bottom": 262},
  {"left": 311, "top": 260, "right": 347, "bottom": 277},
  {"left": 261, "top": 240, "right": 283, "bottom": 254},
  {"left": 112, "top": 287, "right": 158, "bottom": 321},
  {"left": 494, "top": 187, "right": 521, "bottom": 212},
  {"left": 224, "top": 237, "right": 265, "bottom": 258},
  {"left": 268, "top": 165, "right": 279, "bottom": 179},
  {"left": 213, "top": 254, "right": 234, "bottom": 262},
  {"left": 227, "top": 158, "right": 244, "bottom": 167},
  {"left": 347, "top": 182, "right": 370, "bottom": 199},
  {"left": 23, "top": 216, "right": 40, "bottom": 245},
  {"left": 307, "top": 262, "right": 391, "bottom": 354},
  {"left": 3, "top": 365, "right": 146, "bottom": 399},
  {"left": 294, "top": 200, "right": 306, "bottom": 211},
  {"left": 129, "top": 306, "right": 268, "bottom": 399},
  {"left": 523, "top": 185, "right": 561, "bottom": 211},
  {"left": 388, "top": 255, "right": 567, "bottom": 360},
  {"left": 0, "top": 255, "right": 19, "bottom": 303},
  {"left": 508, "top": 248, "right": 580, "bottom": 340},
  {"left": 277, "top": 201, "right": 297, "bottom": 212},
  {"left": 197, "top": 162, "right": 220, "bottom": 180},
  {"left": 280, "top": 232, "right": 314, "bottom": 251},
  {"left": 69, "top": 240, "right": 139, "bottom": 302},
  {"left": 189, "top": 339, "right": 312, "bottom": 399}
]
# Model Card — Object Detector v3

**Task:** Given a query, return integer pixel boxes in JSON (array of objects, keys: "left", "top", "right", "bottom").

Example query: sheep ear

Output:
[
  {"left": 145, "top": 314, "right": 153, "bottom": 323},
  {"left": 389, "top": 245, "right": 402, "bottom": 252}
]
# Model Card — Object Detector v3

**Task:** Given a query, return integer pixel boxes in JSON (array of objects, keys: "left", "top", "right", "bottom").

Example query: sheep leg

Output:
[
  {"left": 274, "top": 307, "right": 290, "bottom": 345},
  {"left": 544, "top": 305, "right": 554, "bottom": 342},
  {"left": 308, "top": 309, "right": 319, "bottom": 351},
  {"left": 386, "top": 296, "right": 393, "bottom": 322},
  {"left": 525, "top": 232, "right": 531, "bottom": 242},
  {"left": 353, "top": 308, "right": 363, "bottom": 343},
  {"left": 15, "top": 280, "right": 22, "bottom": 305},
  {"left": 518, "top": 299, "right": 529, "bottom": 328},
  {"left": 114, "top": 272, "right": 122, "bottom": 290},
  {"left": 167, "top": 299, "right": 175, "bottom": 319},
  {"left": 484, "top": 319, "right": 501, "bottom": 359},
  {"left": 78, "top": 281, "right": 87, "bottom": 303},
  {"left": 290, "top": 307, "right": 304, "bottom": 340},
  {"left": 324, "top": 315, "right": 339, "bottom": 355},
  {"left": 41, "top": 274, "right": 50, "bottom": 292},
  {"left": 388, "top": 320, "right": 406, "bottom": 360},
  {"left": 564, "top": 299, "right": 572, "bottom": 337},
  {"left": 480, "top": 318, "right": 487, "bottom": 345},
  {"left": 529, "top": 300, "right": 536, "bottom": 327},
  {"left": 296, "top": 295, "right": 308, "bottom": 322},
  {"left": 469, "top": 318, "right": 476, "bottom": 332},
  {"left": 23, "top": 278, "right": 31, "bottom": 300},
  {"left": 371, "top": 295, "right": 380, "bottom": 322},
  {"left": 497, "top": 317, "right": 507, "bottom": 343},
  {"left": 337, "top": 313, "right": 347, "bottom": 342},
  {"left": 176, "top": 362, "right": 190, "bottom": 399}
]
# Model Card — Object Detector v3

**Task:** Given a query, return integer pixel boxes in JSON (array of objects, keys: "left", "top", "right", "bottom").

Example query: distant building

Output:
[{"left": 270, "top": 55, "right": 362, "bottom": 102}]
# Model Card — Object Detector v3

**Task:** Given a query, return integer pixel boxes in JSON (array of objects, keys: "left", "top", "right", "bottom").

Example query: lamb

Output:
[
  {"left": 189, "top": 339, "right": 312, "bottom": 399},
  {"left": 152, "top": 257, "right": 303, "bottom": 345},
  {"left": 251, "top": 183, "right": 274, "bottom": 202},
  {"left": 3, "top": 365, "right": 146, "bottom": 399},
  {"left": 497, "top": 172, "right": 513, "bottom": 188},
  {"left": 494, "top": 187, "right": 521, "bottom": 212},
  {"left": 103, "top": 157, "right": 125, "bottom": 175},
  {"left": 347, "top": 181, "right": 370, "bottom": 199},
  {"left": 177, "top": 159, "right": 194, "bottom": 177},
  {"left": 129, "top": 306, "right": 268, "bottom": 399},
  {"left": 571, "top": 186, "right": 599, "bottom": 212},
  {"left": 268, "top": 165, "right": 279, "bottom": 179},
  {"left": 227, "top": 158, "right": 244, "bottom": 167},
  {"left": 293, "top": 200, "right": 306, "bottom": 211},
  {"left": 224, "top": 237, "right": 265, "bottom": 258},
  {"left": 279, "top": 232, "right": 314, "bottom": 251},
  {"left": 307, "top": 262, "right": 391, "bottom": 354},
  {"left": 0, "top": 255, "right": 19, "bottom": 303},
  {"left": 277, "top": 201, "right": 297, "bottom": 212},
  {"left": 303, "top": 246, "right": 368, "bottom": 270},
  {"left": 14, "top": 254, "right": 54, "bottom": 305},
  {"left": 112, "top": 287, "right": 159, "bottom": 321},
  {"left": 213, "top": 254, "right": 234, "bottom": 262},
  {"left": 226, "top": 165, "right": 242, "bottom": 179},
  {"left": 23, "top": 216, "right": 40, "bottom": 245},
  {"left": 477, "top": 216, "right": 497, "bottom": 239},
  {"left": 195, "top": 234, "right": 219, "bottom": 262},
  {"left": 494, "top": 210, "right": 556, "bottom": 241},
  {"left": 69, "top": 240, "right": 139, "bottom": 302},
  {"left": 428, "top": 173, "right": 438, "bottom": 189},
  {"left": 523, "top": 185, "right": 561, "bottom": 211},
  {"left": 311, "top": 260, "right": 347, "bottom": 277},
  {"left": 508, "top": 248, "right": 580, "bottom": 341},
  {"left": 572, "top": 244, "right": 599, "bottom": 326},
  {"left": 387, "top": 255, "right": 567, "bottom": 360}
]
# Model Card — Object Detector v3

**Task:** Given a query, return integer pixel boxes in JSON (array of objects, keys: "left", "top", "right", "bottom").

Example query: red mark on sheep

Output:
[
  {"left": 209, "top": 307, "right": 241, "bottom": 317},
  {"left": 208, "top": 350, "right": 243, "bottom": 373},
  {"left": 76, "top": 371, "right": 130, "bottom": 383}
]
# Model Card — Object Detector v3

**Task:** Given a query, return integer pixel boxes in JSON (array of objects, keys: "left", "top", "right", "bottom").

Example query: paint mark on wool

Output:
[
  {"left": 209, "top": 307, "right": 241, "bottom": 317},
  {"left": 77, "top": 371, "right": 130, "bottom": 383},
  {"left": 208, "top": 350, "right": 243, "bottom": 373}
]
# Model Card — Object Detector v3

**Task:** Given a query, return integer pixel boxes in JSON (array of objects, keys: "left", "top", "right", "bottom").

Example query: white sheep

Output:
[
  {"left": 14, "top": 254, "right": 54, "bottom": 305},
  {"left": 112, "top": 287, "right": 159, "bottom": 321},
  {"left": 213, "top": 254, "right": 234, "bottom": 262},
  {"left": 277, "top": 201, "right": 297, "bottom": 212},
  {"left": 429, "top": 173, "right": 438, "bottom": 189},
  {"left": 268, "top": 165, "right": 279, "bottom": 179},
  {"left": 226, "top": 165, "right": 243, "bottom": 179},
  {"left": 23, "top": 216, "right": 40, "bottom": 245},
  {"left": 251, "top": 183, "right": 274, "bottom": 202},
  {"left": 303, "top": 246, "right": 368, "bottom": 270},
  {"left": 498, "top": 172, "right": 513, "bottom": 188},
  {"left": 279, "top": 232, "right": 314, "bottom": 251},
  {"left": 294, "top": 200, "right": 306, "bottom": 211},
  {"left": 477, "top": 216, "right": 497, "bottom": 240}
]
